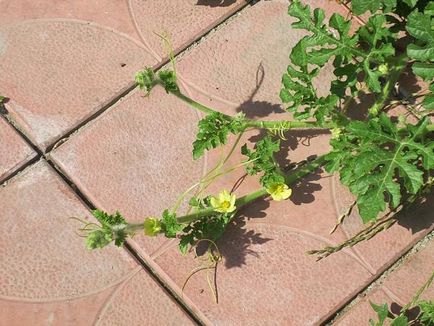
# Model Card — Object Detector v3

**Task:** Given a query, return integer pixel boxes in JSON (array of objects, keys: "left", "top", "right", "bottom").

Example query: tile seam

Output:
[{"left": 325, "top": 229, "right": 434, "bottom": 325}]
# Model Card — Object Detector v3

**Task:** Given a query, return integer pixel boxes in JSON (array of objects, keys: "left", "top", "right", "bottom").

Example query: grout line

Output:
[
  {"left": 46, "top": 1, "right": 258, "bottom": 155},
  {"left": 124, "top": 242, "right": 205, "bottom": 325},
  {"left": 45, "top": 81, "right": 137, "bottom": 153},
  {"left": 325, "top": 229, "right": 434, "bottom": 325}
]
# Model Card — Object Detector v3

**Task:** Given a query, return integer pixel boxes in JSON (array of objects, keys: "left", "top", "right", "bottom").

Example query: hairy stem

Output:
[
  {"left": 369, "top": 54, "right": 407, "bottom": 116},
  {"left": 127, "top": 155, "right": 326, "bottom": 230},
  {"left": 154, "top": 80, "right": 331, "bottom": 130}
]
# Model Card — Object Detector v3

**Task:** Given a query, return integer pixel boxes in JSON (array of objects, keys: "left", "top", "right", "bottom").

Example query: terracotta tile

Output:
[
  {"left": 333, "top": 176, "right": 434, "bottom": 274},
  {"left": 0, "top": 116, "right": 36, "bottom": 182},
  {"left": 336, "top": 238, "right": 434, "bottom": 325},
  {"left": 49, "top": 86, "right": 206, "bottom": 255},
  {"left": 0, "top": 0, "right": 140, "bottom": 41},
  {"left": 0, "top": 287, "right": 115, "bottom": 326},
  {"left": 0, "top": 20, "right": 156, "bottom": 150},
  {"left": 334, "top": 288, "right": 391, "bottom": 326},
  {"left": 175, "top": 0, "right": 354, "bottom": 116},
  {"left": 0, "top": 160, "right": 137, "bottom": 300},
  {"left": 154, "top": 222, "right": 372, "bottom": 325},
  {"left": 96, "top": 269, "right": 195, "bottom": 325},
  {"left": 129, "top": 0, "right": 247, "bottom": 60}
]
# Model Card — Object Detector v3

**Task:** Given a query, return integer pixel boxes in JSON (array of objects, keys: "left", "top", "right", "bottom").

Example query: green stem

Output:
[
  {"left": 155, "top": 80, "right": 332, "bottom": 131},
  {"left": 127, "top": 155, "right": 327, "bottom": 231},
  {"left": 180, "top": 154, "right": 326, "bottom": 223},
  {"left": 245, "top": 120, "right": 333, "bottom": 129},
  {"left": 369, "top": 55, "right": 407, "bottom": 116}
]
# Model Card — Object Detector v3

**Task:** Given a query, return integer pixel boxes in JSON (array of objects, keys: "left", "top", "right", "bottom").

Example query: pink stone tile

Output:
[
  {"left": 96, "top": 269, "right": 194, "bottom": 325},
  {"left": 0, "top": 116, "right": 36, "bottom": 182},
  {"left": 129, "top": 0, "right": 247, "bottom": 60},
  {"left": 0, "top": 287, "right": 114, "bottom": 326},
  {"left": 49, "top": 86, "right": 205, "bottom": 254},
  {"left": 334, "top": 288, "right": 391, "bottom": 326},
  {"left": 154, "top": 222, "right": 372, "bottom": 325},
  {"left": 336, "top": 238, "right": 434, "bottom": 325},
  {"left": 0, "top": 0, "right": 140, "bottom": 41},
  {"left": 0, "top": 20, "right": 156, "bottom": 150},
  {"left": 176, "top": 0, "right": 354, "bottom": 117},
  {"left": 333, "top": 176, "right": 434, "bottom": 274},
  {"left": 0, "top": 160, "right": 137, "bottom": 300}
]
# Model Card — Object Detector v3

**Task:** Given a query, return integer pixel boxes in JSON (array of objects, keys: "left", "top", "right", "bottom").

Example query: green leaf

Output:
[
  {"left": 351, "top": 0, "right": 397, "bottom": 15},
  {"left": 192, "top": 112, "right": 245, "bottom": 160},
  {"left": 406, "top": 6, "right": 434, "bottom": 111},
  {"left": 326, "top": 115, "right": 433, "bottom": 222},
  {"left": 402, "top": 0, "right": 418, "bottom": 7},
  {"left": 423, "top": 92, "right": 434, "bottom": 111},
  {"left": 158, "top": 70, "right": 179, "bottom": 93},
  {"left": 418, "top": 300, "right": 434, "bottom": 324},
  {"left": 241, "top": 135, "right": 284, "bottom": 188},
  {"left": 86, "top": 210, "right": 129, "bottom": 248},
  {"left": 283, "top": 1, "right": 396, "bottom": 125},
  {"left": 390, "top": 315, "right": 409, "bottom": 326},
  {"left": 412, "top": 63, "right": 434, "bottom": 81},
  {"left": 135, "top": 68, "right": 155, "bottom": 92},
  {"left": 369, "top": 301, "right": 389, "bottom": 325},
  {"left": 162, "top": 209, "right": 182, "bottom": 238}
]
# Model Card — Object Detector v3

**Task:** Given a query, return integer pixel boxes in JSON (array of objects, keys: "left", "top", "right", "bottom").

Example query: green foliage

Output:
[
  {"left": 281, "top": 0, "right": 397, "bottom": 124},
  {"left": 178, "top": 213, "right": 232, "bottom": 255},
  {"left": 370, "top": 299, "right": 434, "bottom": 325},
  {"left": 158, "top": 70, "right": 179, "bottom": 93},
  {"left": 369, "top": 302, "right": 389, "bottom": 325},
  {"left": 241, "top": 135, "right": 284, "bottom": 188},
  {"left": 135, "top": 68, "right": 155, "bottom": 92},
  {"left": 325, "top": 114, "right": 434, "bottom": 222},
  {"left": 352, "top": 0, "right": 397, "bottom": 15},
  {"left": 419, "top": 300, "right": 434, "bottom": 324},
  {"left": 161, "top": 209, "right": 183, "bottom": 238},
  {"left": 192, "top": 112, "right": 245, "bottom": 160},
  {"left": 85, "top": 210, "right": 129, "bottom": 249},
  {"left": 406, "top": 4, "right": 434, "bottom": 110}
]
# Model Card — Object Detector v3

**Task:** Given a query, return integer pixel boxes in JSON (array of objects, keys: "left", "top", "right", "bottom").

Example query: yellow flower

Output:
[
  {"left": 210, "top": 190, "right": 236, "bottom": 213},
  {"left": 331, "top": 127, "right": 342, "bottom": 139},
  {"left": 143, "top": 217, "right": 162, "bottom": 236},
  {"left": 266, "top": 182, "right": 292, "bottom": 201}
]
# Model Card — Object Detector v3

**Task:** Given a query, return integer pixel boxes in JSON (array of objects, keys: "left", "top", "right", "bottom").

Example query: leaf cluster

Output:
[
  {"left": 281, "top": 0, "right": 398, "bottom": 123},
  {"left": 406, "top": 3, "right": 434, "bottom": 110},
  {"left": 178, "top": 213, "right": 232, "bottom": 255},
  {"left": 370, "top": 300, "right": 434, "bottom": 325},
  {"left": 192, "top": 112, "right": 245, "bottom": 160},
  {"left": 241, "top": 135, "right": 285, "bottom": 188},
  {"left": 161, "top": 209, "right": 183, "bottom": 238},
  {"left": 85, "top": 210, "right": 130, "bottom": 249},
  {"left": 325, "top": 114, "right": 434, "bottom": 222}
]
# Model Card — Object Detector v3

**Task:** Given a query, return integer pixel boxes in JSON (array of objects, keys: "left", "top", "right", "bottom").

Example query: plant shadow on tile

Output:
[
  {"left": 236, "top": 62, "right": 286, "bottom": 119},
  {"left": 217, "top": 216, "right": 273, "bottom": 269},
  {"left": 397, "top": 191, "right": 434, "bottom": 234}
]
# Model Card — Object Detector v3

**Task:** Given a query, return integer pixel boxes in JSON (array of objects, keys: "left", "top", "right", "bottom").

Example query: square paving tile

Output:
[
  {"left": 49, "top": 86, "right": 205, "bottom": 255},
  {"left": 0, "top": 0, "right": 247, "bottom": 62},
  {"left": 0, "top": 116, "right": 36, "bottom": 182},
  {"left": 335, "top": 237, "right": 434, "bottom": 325},
  {"left": 0, "top": 20, "right": 156, "bottom": 151},
  {"left": 0, "top": 160, "right": 192, "bottom": 325}
]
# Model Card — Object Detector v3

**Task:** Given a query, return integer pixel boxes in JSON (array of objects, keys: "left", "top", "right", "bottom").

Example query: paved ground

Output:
[{"left": 0, "top": 1, "right": 433, "bottom": 325}]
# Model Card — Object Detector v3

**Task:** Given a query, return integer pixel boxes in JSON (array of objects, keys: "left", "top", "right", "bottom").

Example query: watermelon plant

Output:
[{"left": 77, "top": 0, "right": 434, "bottom": 266}]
